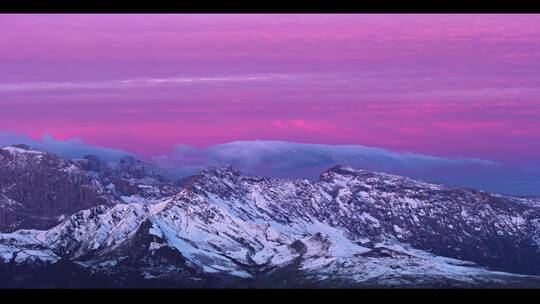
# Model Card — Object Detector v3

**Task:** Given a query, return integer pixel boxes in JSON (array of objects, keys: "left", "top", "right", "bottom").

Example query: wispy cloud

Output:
[{"left": 0, "top": 73, "right": 292, "bottom": 92}]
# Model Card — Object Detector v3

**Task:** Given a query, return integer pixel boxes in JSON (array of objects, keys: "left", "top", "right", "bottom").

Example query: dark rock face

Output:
[
  {"left": 0, "top": 145, "right": 178, "bottom": 232},
  {"left": 0, "top": 194, "right": 27, "bottom": 229},
  {"left": 288, "top": 240, "right": 308, "bottom": 255},
  {"left": 117, "top": 156, "right": 168, "bottom": 181},
  {"left": 0, "top": 145, "right": 115, "bottom": 232}
]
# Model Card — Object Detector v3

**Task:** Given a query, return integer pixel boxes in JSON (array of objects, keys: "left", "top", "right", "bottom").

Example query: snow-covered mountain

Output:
[
  {"left": 0, "top": 144, "right": 115, "bottom": 232},
  {"left": 1, "top": 161, "right": 540, "bottom": 288},
  {"left": 0, "top": 144, "right": 180, "bottom": 232}
]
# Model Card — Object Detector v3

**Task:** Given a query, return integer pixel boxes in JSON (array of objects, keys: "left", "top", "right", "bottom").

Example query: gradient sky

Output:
[{"left": 1, "top": 14, "right": 539, "bottom": 194}]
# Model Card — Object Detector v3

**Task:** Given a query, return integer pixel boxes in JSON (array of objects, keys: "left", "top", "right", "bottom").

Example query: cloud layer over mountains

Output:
[
  {"left": 1, "top": 132, "right": 538, "bottom": 196},
  {"left": 0, "top": 132, "right": 130, "bottom": 163},
  {"left": 152, "top": 140, "right": 496, "bottom": 177}
]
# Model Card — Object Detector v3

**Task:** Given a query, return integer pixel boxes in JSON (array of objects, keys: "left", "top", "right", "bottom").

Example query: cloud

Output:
[
  {"left": 1, "top": 135, "right": 537, "bottom": 196},
  {"left": 152, "top": 140, "right": 497, "bottom": 179},
  {"left": 0, "top": 73, "right": 291, "bottom": 93},
  {"left": 0, "top": 132, "right": 131, "bottom": 162},
  {"left": 154, "top": 141, "right": 540, "bottom": 195}
]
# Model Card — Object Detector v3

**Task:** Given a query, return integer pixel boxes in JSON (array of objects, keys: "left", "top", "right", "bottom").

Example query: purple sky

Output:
[{"left": 1, "top": 14, "right": 539, "bottom": 194}]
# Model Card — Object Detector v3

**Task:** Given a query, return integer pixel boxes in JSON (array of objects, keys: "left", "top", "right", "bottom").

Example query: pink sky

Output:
[{"left": 1, "top": 14, "right": 539, "bottom": 166}]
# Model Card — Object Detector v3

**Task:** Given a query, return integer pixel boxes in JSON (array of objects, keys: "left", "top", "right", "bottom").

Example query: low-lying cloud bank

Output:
[
  {"left": 0, "top": 132, "right": 131, "bottom": 163},
  {"left": 153, "top": 140, "right": 497, "bottom": 178},
  {"left": 152, "top": 141, "right": 540, "bottom": 196},
  {"left": 1, "top": 134, "right": 537, "bottom": 196}
]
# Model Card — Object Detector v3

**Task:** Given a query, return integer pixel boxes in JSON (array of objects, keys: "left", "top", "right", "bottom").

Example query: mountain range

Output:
[{"left": 0, "top": 144, "right": 539, "bottom": 288}]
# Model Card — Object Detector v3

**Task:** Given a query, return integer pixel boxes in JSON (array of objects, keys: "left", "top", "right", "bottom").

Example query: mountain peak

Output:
[
  {"left": 327, "top": 163, "right": 357, "bottom": 173},
  {"left": 185, "top": 166, "right": 243, "bottom": 189},
  {"left": 83, "top": 154, "right": 105, "bottom": 163},
  {"left": 119, "top": 155, "right": 139, "bottom": 164},
  {"left": 1, "top": 144, "right": 46, "bottom": 157},
  {"left": 319, "top": 164, "right": 363, "bottom": 181},
  {"left": 202, "top": 165, "right": 242, "bottom": 178},
  {"left": 116, "top": 155, "right": 169, "bottom": 180},
  {"left": 9, "top": 143, "right": 32, "bottom": 150}
]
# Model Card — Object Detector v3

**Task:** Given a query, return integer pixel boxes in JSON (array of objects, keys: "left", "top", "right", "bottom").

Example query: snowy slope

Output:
[{"left": 1, "top": 165, "right": 540, "bottom": 287}]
